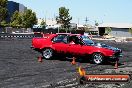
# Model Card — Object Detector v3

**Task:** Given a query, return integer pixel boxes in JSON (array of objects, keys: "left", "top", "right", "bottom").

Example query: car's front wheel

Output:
[
  {"left": 42, "top": 48, "right": 53, "bottom": 60},
  {"left": 92, "top": 53, "right": 104, "bottom": 64}
]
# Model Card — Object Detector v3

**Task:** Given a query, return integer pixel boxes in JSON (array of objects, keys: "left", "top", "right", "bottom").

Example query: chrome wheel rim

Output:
[
  {"left": 43, "top": 49, "right": 52, "bottom": 59},
  {"left": 93, "top": 54, "right": 102, "bottom": 64}
]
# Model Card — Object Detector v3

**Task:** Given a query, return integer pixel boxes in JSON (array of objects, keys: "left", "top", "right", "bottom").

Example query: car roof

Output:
[
  {"left": 70, "top": 34, "right": 81, "bottom": 36},
  {"left": 56, "top": 33, "right": 71, "bottom": 35},
  {"left": 56, "top": 33, "right": 81, "bottom": 36}
]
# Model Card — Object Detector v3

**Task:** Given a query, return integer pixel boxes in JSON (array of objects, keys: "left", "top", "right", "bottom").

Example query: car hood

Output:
[{"left": 94, "top": 43, "right": 122, "bottom": 52}]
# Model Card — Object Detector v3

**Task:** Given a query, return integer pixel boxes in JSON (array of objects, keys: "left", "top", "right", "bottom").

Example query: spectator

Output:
[{"left": 69, "top": 40, "right": 75, "bottom": 44}]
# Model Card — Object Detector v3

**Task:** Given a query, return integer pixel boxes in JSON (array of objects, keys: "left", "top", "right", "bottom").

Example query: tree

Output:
[
  {"left": 105, "top": 27, "right": 112, "bottom": 35},
  {"left": 40, "top": 19, "right": 46, "bottom": 31},
  {"left": 56, "top": 7, "right": 72, "bottom": 29},
  {"left": 10, "top": 9, "right": 37, "bottom": 28},
  {"left": 10, "top": 11, "right": 22, "bottom": 27},
  {"left": 22, "top": 9, "right": 37, "bottom": 28},
  {"left": 0, "top": 0, "right": 8, "bottom": 25},
  {"left": 40, "top": 19, "right": 46, "bottom": 26},
  {"left": 0, "top": 20, "right": 8, "bottom": 26}
]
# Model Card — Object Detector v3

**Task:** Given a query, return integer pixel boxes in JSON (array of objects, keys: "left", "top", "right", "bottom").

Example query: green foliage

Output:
[
  {"left": 10, "top": 11, "right": 22, "bottom": 27},
  {"left": 0, "top": 0, "right": 7, "bottom": 7},
  {"left": 10, "top": 9, "right": 37, "bottom": 28},
  {"left": 0, "top": 0, "right": 37, "bottom": 28},
  {"left": 56, "top": 7, "right": 72, "bottom": 29},
  {"left": 105, "top": 27, "right": 112, "bottom": 34},
  {"left": 40, "top": 19, "right": 46, "bottom": 26},
  {"left": 22, "top": 9, "right": 37, "bottom": 28},
  {"left": 0, "top": 0, "right": 8, "bottom": 24},
  {"left": 0, "top": 20, "right": 8, "bottom": 26},
  {"left": 59, "top": 28, "right": 66, "bottom": 33},
  {"left": 129, "top": 27, "right": 132, "bottom": 35}
]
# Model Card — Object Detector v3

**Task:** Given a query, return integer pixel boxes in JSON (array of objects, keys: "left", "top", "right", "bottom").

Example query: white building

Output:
[
  {"left": 98, "top": 23, "right": 132, "bottom": 37},
  {"left": 37, "top": 18, "right": 61, "bottom": 29}
]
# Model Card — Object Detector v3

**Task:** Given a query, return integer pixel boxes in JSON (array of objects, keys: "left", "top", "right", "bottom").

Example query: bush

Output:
[{"left": 59, "top": 28, "right": 66, "bottom": 33}]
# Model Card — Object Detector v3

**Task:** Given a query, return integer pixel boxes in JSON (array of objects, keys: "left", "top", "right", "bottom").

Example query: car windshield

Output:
[{"left": 80, "top": 35, "right": 94, "bottom": 45}]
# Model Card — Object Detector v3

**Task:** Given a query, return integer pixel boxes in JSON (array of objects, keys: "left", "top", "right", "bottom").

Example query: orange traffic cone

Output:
[
  {"left": 42, "top": 34, "right": 45, "bottom": 38},
  {"left": 38, "top": 56, "right": 42, "bottom": 62},
  {"left": 78, "top": 66, "right": 86, "bottom": 76},
  {"left": 114, "top": 60, "right": 118, "bottom": 69},
  {"left": 71, "top": 57, "right": 76, "bottom": 65}
]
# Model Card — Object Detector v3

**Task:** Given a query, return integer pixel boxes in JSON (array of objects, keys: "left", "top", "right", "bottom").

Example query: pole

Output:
[
  {"left": 58, "top": 27, "right": 59, "bottom": 33},
  {"left": 66, "top": 28, "right": 67, "bottom": 33},
  {"left": 78, "top": 18, "right": 80, "bottom": 25}
]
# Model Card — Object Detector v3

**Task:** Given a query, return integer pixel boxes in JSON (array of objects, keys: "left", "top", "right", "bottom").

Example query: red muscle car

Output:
[{"left": 31, "top": 33, "right": 122, "bottom": 64}]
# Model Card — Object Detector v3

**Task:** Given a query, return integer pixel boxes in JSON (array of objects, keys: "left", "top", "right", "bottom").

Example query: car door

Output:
[
  {"left": 79, "top": 35, "right": 95, "bottom": 55},
  {"left": 68, "top": 44, "right": 82, "bottom": 56},
  {"left": 67, "top": 35, "right": 85, "bottom": 56},
  {"left": 52, "top": 34, "right": 69, "bottom": 54}
]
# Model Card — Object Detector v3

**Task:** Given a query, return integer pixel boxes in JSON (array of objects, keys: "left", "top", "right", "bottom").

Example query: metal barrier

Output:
[{"left": 0, "top": 33, "right": 41, "bottom": 39}]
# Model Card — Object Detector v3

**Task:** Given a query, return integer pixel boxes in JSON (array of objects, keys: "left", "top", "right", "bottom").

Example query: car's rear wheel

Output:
[
  {"left": 92, "top": 53, "right": 104, "bottom": 64},
  {"left": 42, "top": 48, "right": 53, "bottom": 60}
]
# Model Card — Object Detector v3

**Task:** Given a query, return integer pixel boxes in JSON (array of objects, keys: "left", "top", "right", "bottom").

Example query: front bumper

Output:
[
  {"left": 108, "top": 52, "right": 123, "bottom": 62},
  {"left": 109, "top": 53, "right": 123, "bottom": 59}
]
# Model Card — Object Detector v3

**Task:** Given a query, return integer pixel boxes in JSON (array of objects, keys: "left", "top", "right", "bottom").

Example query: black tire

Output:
[
  {"left": 92, "top": 53, "right": 104, "bottom": 64},
  {"left": 42, "top": 48, "right": 53, "bottom": 60}
]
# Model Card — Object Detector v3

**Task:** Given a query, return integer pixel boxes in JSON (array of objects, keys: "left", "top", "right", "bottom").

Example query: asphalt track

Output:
[{"left": 0, "top": 38, "right": 132, "bottom": 88}]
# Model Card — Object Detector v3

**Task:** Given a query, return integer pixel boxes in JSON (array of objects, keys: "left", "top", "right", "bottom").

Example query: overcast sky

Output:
[{"left": 11, "top": 0, "right": 132, "bottom": 25}]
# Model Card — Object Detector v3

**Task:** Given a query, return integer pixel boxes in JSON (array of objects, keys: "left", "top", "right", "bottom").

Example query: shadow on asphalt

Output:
[{"left": 42, "top": 56, "right": 125, "bottom": 67}]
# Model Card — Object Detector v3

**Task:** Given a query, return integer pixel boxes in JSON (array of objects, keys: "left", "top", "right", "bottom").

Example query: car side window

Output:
[
  {"left": 68, "top": 36, "right": 83, "bottom": 45},
  {"left": 52, "top": 35, "right": 67, "bottom": 43}
]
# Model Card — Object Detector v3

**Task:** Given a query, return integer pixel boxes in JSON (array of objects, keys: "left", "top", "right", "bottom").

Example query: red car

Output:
[{"left": 31, "top": 33, "right": 122, "bottom": 64}]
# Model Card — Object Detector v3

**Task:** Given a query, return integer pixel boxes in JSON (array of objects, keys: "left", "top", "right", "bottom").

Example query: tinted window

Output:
[
  {"left": 68, "top": 35, "right": 83, "bottom": 45},
  {"left": 80, "top": 35, "right": 94, "bottom": 45},
  {"left": 52, "top": 35, "right": 67, "bottom": 43}
]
